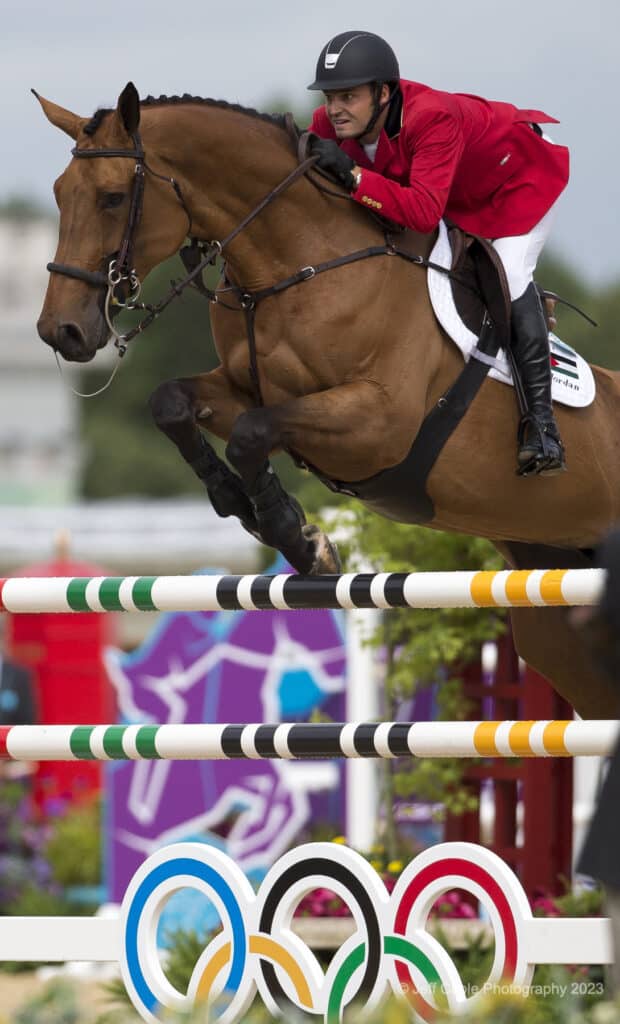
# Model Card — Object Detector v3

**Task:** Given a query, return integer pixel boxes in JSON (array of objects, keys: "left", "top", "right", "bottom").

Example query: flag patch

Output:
[{"left": 550, "top": 342, "right": 579, "bottom": 380}]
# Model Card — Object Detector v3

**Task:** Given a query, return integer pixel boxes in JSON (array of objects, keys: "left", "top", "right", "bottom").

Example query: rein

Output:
[{"left": 182, "top": 234, "right": 458, "bottom": 406}]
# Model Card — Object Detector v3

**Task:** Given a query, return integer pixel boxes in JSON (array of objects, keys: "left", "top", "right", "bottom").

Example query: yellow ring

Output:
[
  {"left": 249, "top": 934, "right": 313, "bottom": 1009},
  {"left": 196, "top": 941, "right": 232, "bottom": 1003}
]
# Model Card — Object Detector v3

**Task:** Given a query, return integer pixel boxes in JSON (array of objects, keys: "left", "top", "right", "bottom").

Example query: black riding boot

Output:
[{"left": 510, "top": 282, "right": 566, "bottom": 476}]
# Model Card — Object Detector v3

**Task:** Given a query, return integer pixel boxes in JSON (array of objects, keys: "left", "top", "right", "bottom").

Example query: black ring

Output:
[{"left": 257, "top": 855, "right": 382, "bottom": 1013}]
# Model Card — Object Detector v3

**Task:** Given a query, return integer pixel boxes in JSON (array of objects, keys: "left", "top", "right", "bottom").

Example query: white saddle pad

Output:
[{"left": 427, "top": 220, "right": 595, "bottom": 409}]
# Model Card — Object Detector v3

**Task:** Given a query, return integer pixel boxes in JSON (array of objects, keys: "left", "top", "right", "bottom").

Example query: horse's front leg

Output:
[
  {"left": 226, "top": 381, "right": 392, "bottom": 575},
  {"left": 149, "top": 368, "right": 261, "bottom": 537}
]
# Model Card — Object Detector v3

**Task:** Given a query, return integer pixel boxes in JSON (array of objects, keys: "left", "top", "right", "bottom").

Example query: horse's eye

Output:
[{"left": 102, "top": 192, "right": 125, "bottom": 209}]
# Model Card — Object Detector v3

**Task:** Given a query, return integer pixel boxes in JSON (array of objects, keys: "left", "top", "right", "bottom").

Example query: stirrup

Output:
[
  {"left": 517, "top": 451, "right": 566, "bottom": 477},
  {"left": 517, "top": 413, "right": 566, "bottom": 477}
]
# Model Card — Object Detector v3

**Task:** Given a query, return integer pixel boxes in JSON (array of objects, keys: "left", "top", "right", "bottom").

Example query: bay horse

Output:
[{"left": 36, "top": 83, "right": 620, "bottom": 718}]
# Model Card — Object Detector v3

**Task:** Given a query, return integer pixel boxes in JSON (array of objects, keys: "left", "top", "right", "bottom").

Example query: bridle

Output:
[
  {"left": 47, "top": 130, "right": 195, "bottom": 353},
  {"left": 46, "top": 129, "right": 318, "bottom": 358}
]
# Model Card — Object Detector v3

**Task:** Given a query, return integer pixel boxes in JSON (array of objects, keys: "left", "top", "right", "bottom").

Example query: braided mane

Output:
[{"left": 83, "top": 94, "right": 291, "bottom": 137}]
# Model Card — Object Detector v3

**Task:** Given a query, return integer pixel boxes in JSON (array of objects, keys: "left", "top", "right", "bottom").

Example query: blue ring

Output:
[{"left": 125, "top": 856, "right": 246, "bottom": 1015}]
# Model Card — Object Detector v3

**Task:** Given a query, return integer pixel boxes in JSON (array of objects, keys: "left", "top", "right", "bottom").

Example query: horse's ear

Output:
[
  {"left": 117, "top": 82, "right": 141, "bottom": 136},
  {"left": 31, "top": 89, "right": 81, "bottom": 140}
]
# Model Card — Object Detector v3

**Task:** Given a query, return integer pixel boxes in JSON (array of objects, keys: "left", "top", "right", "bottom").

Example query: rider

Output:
[{"left": 307, "top": 30, "right": 570, "bottom": 476}]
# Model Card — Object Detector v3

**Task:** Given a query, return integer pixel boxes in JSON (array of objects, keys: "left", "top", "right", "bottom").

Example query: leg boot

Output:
[{"left": 510, "top": 282, "right": 566, "bottom": 477}]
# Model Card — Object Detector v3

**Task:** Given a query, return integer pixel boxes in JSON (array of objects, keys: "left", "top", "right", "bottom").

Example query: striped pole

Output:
[
  {"left": 0, "top": 721, "right": 616, "bottom": 761},
  {"left": 0, "top": 568, "right": 605, "bottom": 613}
]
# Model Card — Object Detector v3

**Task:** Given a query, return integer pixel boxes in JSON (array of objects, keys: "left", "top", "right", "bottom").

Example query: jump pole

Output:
[
  {"left": 0, "top": 567, "right": 605, "bottom": 612},
  {"left": 0, "top": 720, "right": 616, "bottom": 761}
]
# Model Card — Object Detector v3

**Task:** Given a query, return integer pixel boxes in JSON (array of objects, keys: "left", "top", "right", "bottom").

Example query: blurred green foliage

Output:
[
  {"left": 45, "top": 798, "right": 101, "bottom": 888},
  {"left": 0, "top": 195, "right": 54, "bottom": 221},
  {"left": 14, "top": 978, "right": 81, "bottom": 1024},
  {"left": 538, "top": 253, "right": 620, "bottom": 371}
]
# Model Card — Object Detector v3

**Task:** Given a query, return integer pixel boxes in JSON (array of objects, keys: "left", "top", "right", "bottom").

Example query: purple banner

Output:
[{"left": 104, "top": 561, "right": 347, "bottom": 926}]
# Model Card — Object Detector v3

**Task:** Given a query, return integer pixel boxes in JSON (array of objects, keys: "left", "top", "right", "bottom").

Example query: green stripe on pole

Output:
[
  {"left": 132, "top": 578, "right": 158, "bottom": 611},
  {"left": 98, "top": 578, "right": 124, "bottom": 611},
  {"left": 102, "top": 726, "right": 128, "bottom": 759},
  {"left": 66, "top": 578, "right": 92, "bottom": 612},
  {"left": 135, "top": 727, "right": 160, "bottom": 759},
  {"left": 69, "top": 726, "right": 96, "bottom": 759}
]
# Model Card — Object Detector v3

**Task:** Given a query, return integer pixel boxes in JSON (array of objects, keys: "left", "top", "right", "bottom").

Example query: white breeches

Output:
[{"left": 492, "top": 200, "right": 559, "bottom": 301}]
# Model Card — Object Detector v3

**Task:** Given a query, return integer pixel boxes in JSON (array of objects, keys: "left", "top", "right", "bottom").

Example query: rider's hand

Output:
[{"left": 309, "top": 138, "right": 357, "bottom": 191}]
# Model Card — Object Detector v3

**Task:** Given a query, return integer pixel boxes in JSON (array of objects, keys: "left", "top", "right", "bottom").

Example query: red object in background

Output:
[
  {"left": 444, "top": 628, "right": 573, "bottom": 899},
  {"left": 6, "top": 557, "right": 117, "bottom": 814}
]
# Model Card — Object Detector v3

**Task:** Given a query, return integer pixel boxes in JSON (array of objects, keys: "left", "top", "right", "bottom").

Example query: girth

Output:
[{"left": 291, "top": 234, "right": 513, "bottom": 523}]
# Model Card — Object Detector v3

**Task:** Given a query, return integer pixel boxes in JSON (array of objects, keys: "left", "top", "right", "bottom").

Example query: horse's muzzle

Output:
[{"left": 37, "top": 317, "right": 103, "bottom": 362}]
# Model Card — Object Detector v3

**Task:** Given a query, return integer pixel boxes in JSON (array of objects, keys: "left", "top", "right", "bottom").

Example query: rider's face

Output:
[{"left": 323, "top": 85, "right": 376, "bottom": 139}]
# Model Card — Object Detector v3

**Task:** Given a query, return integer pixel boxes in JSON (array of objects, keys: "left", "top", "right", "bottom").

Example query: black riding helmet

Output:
[
  {"left": 307, "top": 31, "right": 400, "bottom": 91},
  {"left": 308, "top": 31, "right": 400, "bottom": 139}
]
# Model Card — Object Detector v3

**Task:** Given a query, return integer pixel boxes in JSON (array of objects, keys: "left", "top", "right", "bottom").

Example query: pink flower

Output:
[
  {"left": 532, "top": 895, "right": 561, "bottom": 918},
  {"left": 430, "top": 891, "right": 477, "bottom": 919},
  {"left": 294, "top": 888, "right": 348, "bottom": 918}
]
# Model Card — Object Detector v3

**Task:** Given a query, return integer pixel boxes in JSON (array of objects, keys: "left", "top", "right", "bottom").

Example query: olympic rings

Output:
[{"left": 119, "top": 840, "right": 540, "bottom": 1023}]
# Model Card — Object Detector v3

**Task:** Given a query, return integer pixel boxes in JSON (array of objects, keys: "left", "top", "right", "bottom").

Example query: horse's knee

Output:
[
  {"left": 149, "top": 380, "right": 194, "bottom": 434},
  {"left": 226, "top": 412, "right": 274, "bottom": 474}
]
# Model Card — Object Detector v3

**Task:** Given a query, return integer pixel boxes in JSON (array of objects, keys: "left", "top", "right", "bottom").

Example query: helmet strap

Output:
[{"left": 353, "top": 82, "right": 397, "bottom": 141}]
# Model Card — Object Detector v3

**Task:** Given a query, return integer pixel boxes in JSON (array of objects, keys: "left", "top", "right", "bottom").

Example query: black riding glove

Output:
[{"left": 309, "top": 137, "right": 357, "bottom": 191}]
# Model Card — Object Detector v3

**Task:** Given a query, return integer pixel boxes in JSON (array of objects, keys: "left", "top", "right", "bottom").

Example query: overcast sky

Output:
[{"left": 2, "top": 0, "right": 618, "bottom": 284}]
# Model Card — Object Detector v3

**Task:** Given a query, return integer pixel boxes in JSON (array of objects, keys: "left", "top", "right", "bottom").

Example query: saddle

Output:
[
  {"left": 393, "top": 222, "right": 514, "bottom": 342},
  {"left": 443, "top": 224, "right": 556, "bottom": 334}
]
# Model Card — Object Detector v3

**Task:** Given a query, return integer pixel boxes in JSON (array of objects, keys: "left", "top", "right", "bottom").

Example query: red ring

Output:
[{"left": 393, "top": 857, "right": 518, "bottom": 1001}]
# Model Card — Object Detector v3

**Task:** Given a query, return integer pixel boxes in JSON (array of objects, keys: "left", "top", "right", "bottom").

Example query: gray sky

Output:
[{"left": 2, "top": 0, "right": 618, "bottom": 284}]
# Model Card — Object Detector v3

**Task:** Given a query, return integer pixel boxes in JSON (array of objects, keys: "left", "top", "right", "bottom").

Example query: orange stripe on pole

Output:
[
  {"left": 540, "top": 570, "right": 568, "bottom": 605},
  {"left": 542, "top": 721, "right": 570, "bottom": 755},
  {"left": 470, "top": 572, "right": 498, "bottom": 607},
  {"left": 508, "top": 721, "right": 536, "bottom": 756},
  {"left": 504, "top": 571, "right": 534, "bottom": 607},
  {"left": 473, "top": 722, "right": 501, "bottom": 755}
]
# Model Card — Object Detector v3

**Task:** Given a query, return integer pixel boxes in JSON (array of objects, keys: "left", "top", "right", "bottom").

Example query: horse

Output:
[{"left": 35, "top": 83, "right": 620, "bottom": 718}]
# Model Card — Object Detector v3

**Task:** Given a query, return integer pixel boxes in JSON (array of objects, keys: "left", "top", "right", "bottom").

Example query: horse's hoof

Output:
[{"left": 302, "top": 524, "right": 342, "bottom": 574}]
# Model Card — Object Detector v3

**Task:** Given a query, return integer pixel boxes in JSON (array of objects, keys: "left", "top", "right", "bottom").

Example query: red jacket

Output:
[{"left": 310, "top": 79, "right": 569, "bottom": 237}]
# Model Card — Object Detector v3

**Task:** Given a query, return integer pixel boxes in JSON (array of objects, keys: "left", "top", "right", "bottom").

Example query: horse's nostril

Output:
[{"left": 58, "top": 322, "right": 86, "bottom": 348}]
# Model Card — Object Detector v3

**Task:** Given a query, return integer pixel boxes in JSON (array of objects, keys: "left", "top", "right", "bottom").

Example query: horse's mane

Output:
[{"left": 83, "top": 94, "right": 291, "bottom": 137}]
